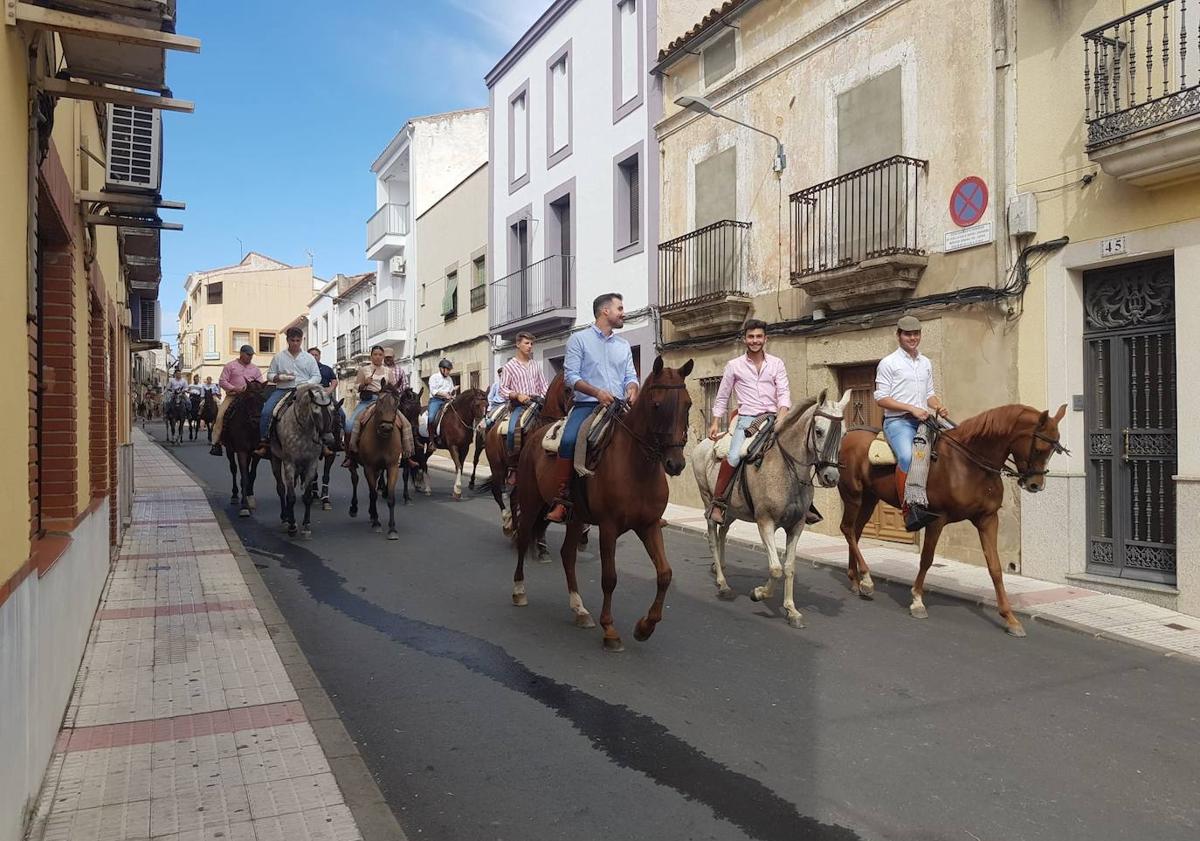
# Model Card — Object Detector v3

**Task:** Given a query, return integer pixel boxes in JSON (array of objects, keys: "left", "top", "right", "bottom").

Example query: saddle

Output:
[
  {"left": 500, "top": 403, "right": 542, "bottom": 453},
  {"left": 266, "top": 389, "right": 299, "bottom": 440},
  {"left": 711, "top": 414, "right": 776, "bottom": 465},
  {"left": 541, "top": 403, "right": 621, "bottom": 477},
  {"left": 868, "top": 432, "right": 897, "bottom": 466}
]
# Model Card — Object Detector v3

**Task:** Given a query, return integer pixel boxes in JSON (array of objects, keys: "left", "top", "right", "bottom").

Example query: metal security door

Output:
[{"left": 1083, "top": 259, "right": 1176, "bottom": 584}]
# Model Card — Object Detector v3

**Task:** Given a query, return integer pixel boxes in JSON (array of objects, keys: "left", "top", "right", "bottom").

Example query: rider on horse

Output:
[
  {"left": 705, "top": 319, "right": 821, "bottom": 527},
  {"left": 546, "top": 293, "right": 639, "bottom": 523},
  {"left": 499, "top": 331, "right": 549, "bottom": 485},
  {"left": 344, "top": 344, "right": 399, "bottom": 464},
  {"left": 383, "top": 348, "right": 408, "bottom": 393},
  {"left": 255, "top": 326, "right": 323, "bottom": 457},
  {"left": 482, "top": 368, "right": 506, "bottom": 429},
  {"left": 209, "top": 345, "right": 263, "bottom": 456},
  {"left": 426, "top": 358, "right": 457, "bottom": 437},
  {"left": 202, "top": 376, "right": 221, "bottom": 400},
  {"left": 875, "top": 315, "right": 950, "bottom": 530},
  {"left": 309, "top": 346, "right": 339, "bottom": 397}
]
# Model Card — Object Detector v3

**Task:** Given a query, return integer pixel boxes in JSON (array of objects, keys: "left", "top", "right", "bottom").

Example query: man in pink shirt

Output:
[
  {"left": 209, "top": 344, "right": 264, "bottom": 456},
  {"left": 499, "top": 331, "right": 549, "bottom": 483},
  {"left": 706, "top": 320, "right": 818, "bottom": 526}
]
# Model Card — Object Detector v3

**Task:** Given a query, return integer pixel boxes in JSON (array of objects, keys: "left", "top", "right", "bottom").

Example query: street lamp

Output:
[{"left": 675, "top": 94, "right": 787, "bottom": 173}]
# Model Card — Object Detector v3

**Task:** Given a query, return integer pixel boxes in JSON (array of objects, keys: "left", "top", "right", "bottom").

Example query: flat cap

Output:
[
  {"left": 897, "top": 315, "right": 922, "bottom": 332},
  {"left": 239, "top": 344, "right": 255, "bottom": 354}
]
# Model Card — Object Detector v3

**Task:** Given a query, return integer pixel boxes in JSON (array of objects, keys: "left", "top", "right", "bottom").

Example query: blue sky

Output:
[{"left": 160, "top": 0, "right": 548, "bottom": 344}]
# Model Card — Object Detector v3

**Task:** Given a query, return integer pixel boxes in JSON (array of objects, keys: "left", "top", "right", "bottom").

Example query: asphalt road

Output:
[{"left": 147, "top": 424, "right": 1200, "bottom": 841}]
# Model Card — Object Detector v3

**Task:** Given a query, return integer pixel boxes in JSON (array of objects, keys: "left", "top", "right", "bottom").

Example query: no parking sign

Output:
[{"left": 949, "top": 176, "right": 988, "bottom": 227}]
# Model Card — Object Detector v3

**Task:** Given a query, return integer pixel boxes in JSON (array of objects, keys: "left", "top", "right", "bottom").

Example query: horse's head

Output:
[
  {"left": 465, "top": 388, "right": 488, "bottom": 420},
  {"left": 298, "top": 384, "right": 334, "bottom": 436},
  {"left": 373, "top": 387, "right": 401, "bottom": 439},
  {"left": 1014, "top": 404, "right": 1069, "bottom": 493},
  {"left": 640, "top": 356, "right": 694, "bottom": 477},
  {"left": 808, "top": 388, "right": 853, "bottom": 488}
]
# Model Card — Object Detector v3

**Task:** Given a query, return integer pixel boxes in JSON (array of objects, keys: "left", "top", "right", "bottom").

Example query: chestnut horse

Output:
[
  {"left": 838, "top": 403, "right": 1068, "bottom": 637},
  {"left": 511, "top": 356, "right": 694, "bottom": 651},
  {"left": 422, "top": 388, "right": 488, "bottom": 500},
  {"left": 346, "top": 386, "right": 412, "bottom": 539}
]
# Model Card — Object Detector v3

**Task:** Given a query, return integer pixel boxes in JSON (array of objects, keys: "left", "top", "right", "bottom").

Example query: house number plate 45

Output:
[{"left": 1100, "top": 236, "right": 1126, "bottom": 258}]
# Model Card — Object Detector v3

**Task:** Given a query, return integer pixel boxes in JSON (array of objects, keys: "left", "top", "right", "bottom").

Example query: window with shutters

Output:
[
  {"left": 614, "top": 144, "right": 643, "bottom": 260},
  {"left": 442, "top": 270, "right": 459, "bottom": 319},
  {"left": 509, "top": 82, "right": 530, "bottom": 190},
  {"left": 547, "top": 42, "right": 572, "bottom": 167},
  {"left": 232, "top": 330, "right": 251, "bottom": 353},
  {"left": 613, "top": 0, "right": 643, "bottom": 121},
  {"left": 471, "top": 256, "right": 487, "bottom": 311}
]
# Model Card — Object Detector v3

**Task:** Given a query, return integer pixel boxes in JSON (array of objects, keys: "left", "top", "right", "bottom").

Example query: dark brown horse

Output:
[
  {"left": 200, "top": 391, "right": 219, "bottom": 442},
  {"left": 398, "top": 388, "right": 428, "bottom": 503},
  {"left": 422, "top": 388, "right": 488, "bottom": 500},
  {"left": 220, "top": 382, "right": 268, "bottom": 517},
  {"left": 346, "top": 386, "right": 413, "bottom": 539},
  {"left": 309, "top": 399, "right": 344, "bottom": 511},
  {"left": 511, "top": 356, "right": 694, "bottom": 651},
  {"left": 838, "top": 403, "right": 1068, "bottom": 637}
]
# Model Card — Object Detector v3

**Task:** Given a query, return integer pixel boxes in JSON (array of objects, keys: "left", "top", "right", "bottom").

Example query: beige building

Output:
[
  {"left": 1015, "top": 0, "right": 1199, "bottom": 616},
  {"left": 177, "top": 252, "right": 318, "bottom": 382},
  {"left": 654, "top": 0, "right": 1026, "bottom": 566},
  {"left": 414, "top": 163, "right": 494, "bottom": 394}
]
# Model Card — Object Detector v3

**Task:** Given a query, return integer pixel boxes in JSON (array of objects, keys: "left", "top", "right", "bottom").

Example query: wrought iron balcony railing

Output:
[
  {"left": 1084, "top": 0, "right": 1200, "bottom": 148},
  {"left": 336, "top": 334, "right": 347, "bottom": 361},
  {"left": 790, "top": 155, "right": 927, "bottom": 279},
  {"left": 658, "top": 220, "right": 752, "bottom": 311},
  {"left": 489, "top": 255, "right": 575, "bottom": 332}
]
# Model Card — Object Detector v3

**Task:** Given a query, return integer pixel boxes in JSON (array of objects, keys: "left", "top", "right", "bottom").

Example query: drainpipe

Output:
[{"left": 992, "top": 0, "right": 1017, "bottom": 288}]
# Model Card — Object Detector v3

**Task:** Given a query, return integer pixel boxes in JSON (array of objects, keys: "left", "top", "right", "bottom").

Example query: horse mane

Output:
[
  {"left": 774, "top": 397, "right": 819, "bottom": 436},
  {"left": 948, "top": 404, "right": 1038, "bottom": 444}
]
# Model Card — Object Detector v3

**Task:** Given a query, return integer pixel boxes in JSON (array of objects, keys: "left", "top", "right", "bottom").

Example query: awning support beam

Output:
[
  {"left": 38, "top": 77, "right": 194, "bottom": 113},
  {"left": 85, "top": 213, "right": 183, "bottom": 232},
  {"left": 6, "top": 2, "right": 201, "bottom": 54},
  {"left": 79, "top": 190, "right": 186, "bottom": 210}
]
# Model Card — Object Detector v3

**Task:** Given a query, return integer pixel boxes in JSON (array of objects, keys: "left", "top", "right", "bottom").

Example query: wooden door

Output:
[{"left": 838, "top": 364, "right": 914, "bottom": 543}]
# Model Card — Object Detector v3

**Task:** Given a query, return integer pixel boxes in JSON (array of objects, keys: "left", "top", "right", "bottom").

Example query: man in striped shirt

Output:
[{"left": 499, "top": 332, "right": 549, "bottom": 481}]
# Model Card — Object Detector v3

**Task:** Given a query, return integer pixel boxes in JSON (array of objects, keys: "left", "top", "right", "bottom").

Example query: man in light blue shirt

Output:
[
  {"left": 256, "top": 326, "right": 323, "bottom": 453},
  {"left": 546, "top": 292, "right": 639, "bottom": 522}
]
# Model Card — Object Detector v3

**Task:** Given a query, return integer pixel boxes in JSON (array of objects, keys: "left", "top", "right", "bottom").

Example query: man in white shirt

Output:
[
  {"left": 256, "top": 326, "right": 323, "bottom": 453},
  {"left": 874, "top": 315, "right": 949, "bottom": 527},
  {"left": 427, "top": 358, "right": 457, "bottom": 434},
  {"left": 202, "top": 376, "right": 221, "bottom": 399}
]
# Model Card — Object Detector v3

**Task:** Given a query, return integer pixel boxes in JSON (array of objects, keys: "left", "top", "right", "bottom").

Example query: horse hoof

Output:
[
  {"left": 301, "top": 529, "right": 312, "bottom": 539},
  {"left": 602, "top": 637, "right": 624, "bottom": 652},
  {"left": 1006, "top": 624, "right": 1027, "bottom": 638},
  {"left": 287, "top": 526, "right": 297, "bottom": 537},
  {"left": 322, "top": 502, "right": 332, "bottom": 511},
  {"left": 574, "top": 612, "right": 596, "bottom": 629},
  {"left": 858, "top": 590, "right": 875, "bottom": 602},
  {"left": 536, "top": 552, "right": 552, "bottom": 564},
  {"left": 238, "top": 509, "right": 251, "bottom": 518},
  {"left": 247, "top": 497, "right": 257, "bottom": 511},
  {"left": 787, "top": 614, "right": 806, "bottom": 630},
  {"left": 387, "top": 530, "right": 399, "bottom": 541},
  {"left": 750, "top": 587, "right": 767, "bottom": 602},
  {"left": 910, "top": 604, "right": 929, "bottom": 620},
  {"left": 716, "top": 587, "right": 736, "bottom": 601},
  {"left": 512, "top": 593, "right": 528, "bottom": 607},
  {"left": 372, "top": 525, "right": 382, "bottom": 534},
  {"left": 633, "top": 620, "right": 654, "bottom": 642},
  {"left": 860, "top": 574, "right": 876, "bottom": 597},
  {"left": 230, "top": 496, "right": 238, "bottom": 505}
]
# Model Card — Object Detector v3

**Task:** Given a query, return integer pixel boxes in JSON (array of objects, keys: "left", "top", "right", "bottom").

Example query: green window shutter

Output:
[{"left": 441, "top": 272, "right": 459, "bottom": 317}]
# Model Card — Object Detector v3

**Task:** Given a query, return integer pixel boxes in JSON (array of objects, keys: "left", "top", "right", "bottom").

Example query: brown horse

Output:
[
  {"left": 511, "top": 356, "right": 694, "bottom": 651},
  {"left": 221, "top": 381, "right": 268, "bottom": 518},
  {"left": 398, "top": 387, "right": 428, "bottom": 503},
  {"left": 422, "top": 388, "right": 488, "bottom": 500},
  {"left": 838, "top": 403, "right": 1068, "bottom": 637},
  {"left": 346, "top": 386, "right": 412, "bottom": 539}
]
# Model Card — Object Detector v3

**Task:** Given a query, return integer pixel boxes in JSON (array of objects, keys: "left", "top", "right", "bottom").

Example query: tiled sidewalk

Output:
[
  {"left": 26, "top": 431, "right": 368, "bottom": 841},
  {"left": 443, "top": 453, "right": 1200, "bottom": 661}
]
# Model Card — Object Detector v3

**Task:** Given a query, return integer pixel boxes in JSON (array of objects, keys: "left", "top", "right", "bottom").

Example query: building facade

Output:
[
  {"left": 332, "top": 271, "right": 376, "bottom": 406},
  {"left": 486, "top": 0, "right": 660, "bottom": 378},
  {"left": 307, "top": 277, "right": 339, "bottom": 366},
  {"left": 654, "top": 0, "right": 1024, "bottom": 566},
  {"left": 1015, "top": 0, "right": 1200, "bottom": 617},
  {"left": 367, "top": 108, "right": 489, "bottom": 378},
  {"left": 0, "top": 3, "right": 197, "bottom": 838},
  {"left": 176, "top": 252, "right": 317, "bottom": 383},
  {"left": 414, "top": 163, "right": 494, "bottom": 394}
]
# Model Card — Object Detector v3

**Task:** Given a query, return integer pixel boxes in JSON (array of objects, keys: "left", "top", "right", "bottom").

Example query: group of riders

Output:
[{"left": 178, "top": 294, "right": 945, "bottom": 532}]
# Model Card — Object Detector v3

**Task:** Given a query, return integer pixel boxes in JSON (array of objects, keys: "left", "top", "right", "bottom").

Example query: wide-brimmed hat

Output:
[{"left": 897, "top": 315, "right": 922, "bottom": 332}]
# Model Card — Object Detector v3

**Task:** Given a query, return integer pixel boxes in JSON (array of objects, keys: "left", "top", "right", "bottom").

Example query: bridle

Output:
[
  {"left": 938, "top": 420, "right": 1070, "bottom": 485},
  {"left": 613, "top": 381, "right": 690, "bottom": 464},
  {"left": 773, "top": 406, "right": 845, "bottom": 487}
]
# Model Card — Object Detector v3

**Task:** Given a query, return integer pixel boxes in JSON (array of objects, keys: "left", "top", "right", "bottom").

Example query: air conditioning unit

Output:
[
  {"left": 131, "top": 297, "right": 161, "bottom": 342},
  {"left": 389, "top": 255, "right": 406, "bottom": 275},
  {"left": 105, "top": 102, "right": 162, "bottom": 193}
]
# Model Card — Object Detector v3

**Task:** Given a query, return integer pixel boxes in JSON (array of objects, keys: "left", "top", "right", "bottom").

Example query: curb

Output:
[
  {"left": 658, "top": 519, "right": 1200, "bottom": 664},
  {"left": 154, "top": 439, "right": 410, "bottom": 841}
]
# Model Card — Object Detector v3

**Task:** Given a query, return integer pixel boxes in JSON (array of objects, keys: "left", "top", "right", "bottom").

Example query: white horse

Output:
[{"left": 692, "top": 389, "right": 851, "bottom": 628}]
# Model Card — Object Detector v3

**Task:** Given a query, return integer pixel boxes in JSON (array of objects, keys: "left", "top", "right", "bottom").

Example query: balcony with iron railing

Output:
[
  {"left": 365, "top": 203, "right": 410, "bottom": 261},
  {"left": 336, "top": 333, "right": 347, "bottom": 362},
  {"left": 790, "top": 155, "right": 928, "bottom": 309},
  {"left": 489, "top": 255, "right": 575, "bottom": 337},
  {"left": 1083, "top": 0, "right": 1200, "bottom": 186},
  {"left": 658, "top": 220, "right": 753, "bottom": 337},
  {"left": 367, "top": 298, "right": 406, "bottom": 344}
]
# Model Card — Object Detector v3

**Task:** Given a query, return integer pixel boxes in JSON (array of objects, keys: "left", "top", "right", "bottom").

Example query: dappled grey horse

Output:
[
  {"left": 692, "top": 389, "right": 851, "bottom": 629},
  {"left": 268, "top": 384, "right": 335, "bottom": 538}
]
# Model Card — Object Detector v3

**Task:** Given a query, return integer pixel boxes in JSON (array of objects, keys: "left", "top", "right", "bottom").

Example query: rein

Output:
[
  {"left": 771, "top": 407, "right": 844, "bottom": 487},
  {"left": 937, "top": 422, "right": 1069, "bottom": 482},
  {"left": 613, "top": 382, "right": 689, "bottom": 464}
]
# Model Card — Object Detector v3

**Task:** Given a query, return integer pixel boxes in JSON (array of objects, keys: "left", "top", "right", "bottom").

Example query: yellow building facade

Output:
[
  {"left": 0, "top": 4, "right": 197, "bottom": 838},
  {"left": 1015, "top": 0, "right": 1200, "bottom": 616},
  {"left": 176, "top": 252, "right": 318, "bottom": 383},
  {"left": 654, "top": 0, "right": 1029, "bottom": 566}
]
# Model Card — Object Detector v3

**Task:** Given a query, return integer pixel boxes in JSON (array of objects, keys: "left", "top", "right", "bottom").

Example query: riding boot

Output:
[
  {"left": 253, "top": 440, "right": 269, "bottom": 457},
  {"left": 706, "top": 460, "right": 738, "bottom": 525},
  {"left": 209, "top": 443, "right": 223, "bottom": 457},
  {"left": 545, "top": 457, "right": 576, "bottom": 523}
]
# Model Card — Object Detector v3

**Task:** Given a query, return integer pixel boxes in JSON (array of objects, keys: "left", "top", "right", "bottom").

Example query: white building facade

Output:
[
  {"left": 367, "top": 109, "right": 489, "bottom": 379},
  {"left": 306, "top": 278, "right": 338, "bottom": 367},
  {"left": 486, "top": 0, "right": 660, "bottom": 376}
]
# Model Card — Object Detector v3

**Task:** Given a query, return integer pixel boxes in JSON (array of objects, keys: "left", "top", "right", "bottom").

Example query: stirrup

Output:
[
  {"left": 546, "top": 497, "right": 572, "bottom": 523},
  {"left": 706, "top": 500, "right": 728, "bottom": 525},
  {"left": 903, "top": 502, "right": 938, "bottom": 532}
]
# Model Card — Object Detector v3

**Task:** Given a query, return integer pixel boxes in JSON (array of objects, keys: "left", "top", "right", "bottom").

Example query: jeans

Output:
[
  {"left": 428, "top": 397, "right": 447, "bottom": 430},
  {"left": 346, "top": 392, "right": 377, "bottom": 434},
  {"left": 259, "top": 388, "right": 287, "bottom": 440},
  {"left": 725, "top": 414, "right": 763, "bottom": 468},
  {"left": 559, "top": 403, "right": 595, "bottom": 460},
  {"left": 883, "top": 416, "right": 920, "bottom": 473}
]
